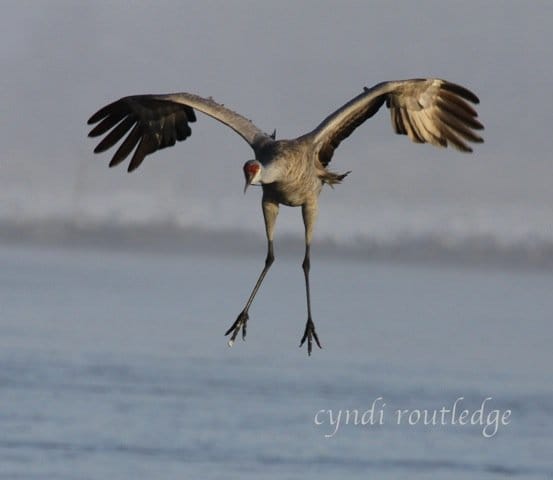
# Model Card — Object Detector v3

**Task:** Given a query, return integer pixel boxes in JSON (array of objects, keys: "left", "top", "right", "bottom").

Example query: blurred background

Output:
[
  {"left": 1, "top": 2, "right": 552, "bottom": 479},
  {"left": 1, "top": 0, "right": 552, "bottom": 264}
]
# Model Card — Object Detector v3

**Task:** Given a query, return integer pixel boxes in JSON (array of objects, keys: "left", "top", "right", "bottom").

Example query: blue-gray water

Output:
[{"left": 1, "top": 243, "right": 552, "bottom": 479}]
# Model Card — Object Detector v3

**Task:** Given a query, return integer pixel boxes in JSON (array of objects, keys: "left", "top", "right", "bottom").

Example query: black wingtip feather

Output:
[
  {"left": 441, "top": 82, "right": 480, "bottom": 104},
  {"left": 92, "top": 116, "right": 135, "bottom": 154},
  {"left": 87, "top": 96, "right": 200, "bottom": 172},
  {"left": 127, "top": 163, "right": 140, "bottom": 173},
  {"left": 88, "top": 111, "right": 128, "bottom": 138},
  {"left": 108, "top": 124, "right": 142, "bottom": 167},
  {"left": 87, "top": 99, "right": 126, "bottom": 124},
  {"left": 186, "top": 106, "right": 197, "bottom": 122}
]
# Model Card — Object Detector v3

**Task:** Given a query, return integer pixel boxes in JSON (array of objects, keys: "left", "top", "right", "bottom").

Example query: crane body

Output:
[{"left": 87, "top": 78, "right": 484, "bottom": 355}]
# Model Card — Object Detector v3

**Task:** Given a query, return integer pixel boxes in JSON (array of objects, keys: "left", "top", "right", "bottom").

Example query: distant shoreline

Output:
[{"left": 1, "top": 219, "right": 552, "bottom": 272}]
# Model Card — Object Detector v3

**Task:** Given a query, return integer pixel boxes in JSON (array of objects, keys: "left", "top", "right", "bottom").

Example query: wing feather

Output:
[
  {"left": 110, "top": 124, "right": 141, "bottom": 168},
  {"left": 88, "top": 108, "right": 128, "bottom": 137},
  {"left": 88, "top": 93, "right": 269, "bottom": 172},
  {"left": 418, "top": 109, "right": 447, "bottom": 147},
  {"left": 391, "top": 106, "right": 406, "bottom": 135},
  {"left": 400, "top": 107, "right": 423, "bottom": 143},
  {"left": 93, "top": 117, "right": 136, "bottom": 153},
  {"left": 128, "top": 135, "right": 158, "bottom": 172},
  {"left": 310, "top": 78, "right": 484, "bottom": 166},
  {"left": 410, "top": 108, "right": 444, "bottom": 147},
  {"left": 440, "top": 124, "right": 472, "bottom": 152},
  {"left": 436, "top": 110, "right": 483, "bottom": 144}
]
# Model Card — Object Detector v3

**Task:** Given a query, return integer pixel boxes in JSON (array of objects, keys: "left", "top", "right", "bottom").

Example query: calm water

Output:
[{"left": 1, "top": 244, "right": 552, "bottom": 479}]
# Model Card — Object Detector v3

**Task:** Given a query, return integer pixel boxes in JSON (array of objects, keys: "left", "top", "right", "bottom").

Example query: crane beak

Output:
[{"left": 243, "top": 171, "right": 255, "bottom": 194}]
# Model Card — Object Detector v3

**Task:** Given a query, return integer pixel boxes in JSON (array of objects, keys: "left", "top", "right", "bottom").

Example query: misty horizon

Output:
[{"left": 2, "top": 1, "right": 552, "bottom": 264}]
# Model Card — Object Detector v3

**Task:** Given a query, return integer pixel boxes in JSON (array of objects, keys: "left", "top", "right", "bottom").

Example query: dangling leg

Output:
[
  {"left": 299, "top": 202, "right": 322, "bottom": 355},
  {"left": 225, "top": 200, "right": 279, "bottom": 346}
]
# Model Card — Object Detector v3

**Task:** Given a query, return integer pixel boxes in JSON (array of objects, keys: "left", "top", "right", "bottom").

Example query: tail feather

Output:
[{"left": 321, "top": 170, "right": 351, "bottom": 186}]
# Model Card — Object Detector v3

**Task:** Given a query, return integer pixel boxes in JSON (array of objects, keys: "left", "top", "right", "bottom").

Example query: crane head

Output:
[{"left": 243, "top": 160, "right": 262, "bottom": 193}]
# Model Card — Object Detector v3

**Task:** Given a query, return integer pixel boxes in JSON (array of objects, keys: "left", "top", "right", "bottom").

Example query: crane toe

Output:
[
  {"left": 225, "top": 310, "right": 249, "bottom": 347},
  {"left": 300, "top": 318, "right": 322, "bottom": 356}
]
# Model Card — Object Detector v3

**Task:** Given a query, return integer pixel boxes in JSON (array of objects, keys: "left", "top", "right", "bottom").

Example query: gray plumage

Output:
[{"left": 87, "top": 78, "right": 484, "bottom": 355}]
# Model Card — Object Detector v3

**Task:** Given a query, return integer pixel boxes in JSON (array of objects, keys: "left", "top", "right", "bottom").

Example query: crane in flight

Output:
[{"left": 87, "top": 78, "right": 483, "bottom": 355}]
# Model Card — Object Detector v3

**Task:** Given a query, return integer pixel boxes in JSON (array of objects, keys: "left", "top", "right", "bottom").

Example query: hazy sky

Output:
[{"left": 2, "top": 1, "right": 552, "bottom": 244}]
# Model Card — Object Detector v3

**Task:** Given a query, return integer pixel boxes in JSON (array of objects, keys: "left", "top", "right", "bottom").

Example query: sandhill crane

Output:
[{"left": 87, "top": 78, "right": 483, "bottom": 355}]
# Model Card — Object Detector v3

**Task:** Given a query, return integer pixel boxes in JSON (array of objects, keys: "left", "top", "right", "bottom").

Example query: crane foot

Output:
[
  {"left": 225, "top": 310, "right": 249, "bottom": 347},
  {"left": 299, "top": 318, "right": 322, "bottom": 356}
]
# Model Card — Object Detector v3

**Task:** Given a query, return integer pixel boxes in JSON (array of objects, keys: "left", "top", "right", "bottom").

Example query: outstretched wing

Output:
[
  {"left": 87, "top": 92, "right": 270, "bottom": 172},
  {"left": 309, "top": 79, "right": 484, "bottom": 166}
]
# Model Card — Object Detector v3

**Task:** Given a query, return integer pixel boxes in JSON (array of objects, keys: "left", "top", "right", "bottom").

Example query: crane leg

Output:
[
  {"left": 225, "top": 200, "right": 278, "bottom": 347},
  {"left": 225, "top": 240, "right": 274, "bottom": 346},
  {"left": 299, "top": 244, "right": 321, "bottom": 355},
  {"left": 299, "top": 203, "right": 321, "bottom": 355}
]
